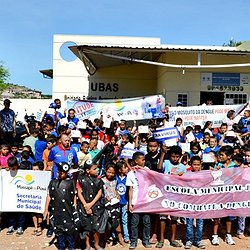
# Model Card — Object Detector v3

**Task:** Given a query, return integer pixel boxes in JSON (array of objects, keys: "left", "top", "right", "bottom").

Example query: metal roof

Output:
[
  {"left": 69, "top": 43, "right": 250, "bottom": 75},
  {"left": 39, "top": 69, "right": 53, "bottom": 79}
]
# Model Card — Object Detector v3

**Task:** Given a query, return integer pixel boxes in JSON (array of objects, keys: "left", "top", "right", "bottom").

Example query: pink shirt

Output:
[{"left": 0, "top": 153, "right": 13, "bottom": 168}]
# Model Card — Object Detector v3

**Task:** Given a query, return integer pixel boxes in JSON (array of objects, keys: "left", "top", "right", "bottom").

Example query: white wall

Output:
[{"left": 53, "top": 35, "right": 161, "bottom": 100}]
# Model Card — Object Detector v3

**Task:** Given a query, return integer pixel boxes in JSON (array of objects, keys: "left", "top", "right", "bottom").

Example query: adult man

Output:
[
  {"left": 0, "top": 99, "right": 16, "bottom": 144},
  {"left": 48, "top": 133, "right": 78, "bottom": 179}
]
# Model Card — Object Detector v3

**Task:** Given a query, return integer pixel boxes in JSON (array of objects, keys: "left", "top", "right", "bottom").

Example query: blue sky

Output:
[{"left": 1, "top": 0, "right": 250, "bottom": 94}]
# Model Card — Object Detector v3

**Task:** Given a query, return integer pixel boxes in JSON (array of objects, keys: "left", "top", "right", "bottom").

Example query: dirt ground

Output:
[{"left": 1, "top": 219, "right": 250, "bottom": 250}]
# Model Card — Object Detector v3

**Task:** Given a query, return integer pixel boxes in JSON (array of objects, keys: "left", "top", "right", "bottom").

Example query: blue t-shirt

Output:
[
  {"left": 203, "top": 145, "right": 220, "bottom": 154},
  {"left": 48, "top": 145, "right": 78, "bottom": 179},
  {"left": 116, "top": 175, "right": 128, "bottom": 205},
  {"left": 67, "top": 117, "right": 79, "bottom": 130},
  {"left": 193, "top": 132, "right": 203, "bottom": 140},
  {"left": 216, "top": 161, "right": 236, "bottom": 169},
  {"left": 162, "top": 159, "right": 187, "bottom": 174},
  {"left": 35, "top": 140, "right": 47, "bottom": 161},
  {"left": 45, "top": 111, "right": 64, "bottom": 122},
  {"left": 71, "top": 143, "right": 81, "bottom": 153}
]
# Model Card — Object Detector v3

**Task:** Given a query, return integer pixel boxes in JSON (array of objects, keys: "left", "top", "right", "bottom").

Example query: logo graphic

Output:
[
  {"left": 146, "top": 185, "right": 163, "bottom": 202},
  {"left": 113, "top": 100, "right": 125, "bottom": 111},
  {"left": 10, "top": 174, "right": 34, "bottom": 185}
]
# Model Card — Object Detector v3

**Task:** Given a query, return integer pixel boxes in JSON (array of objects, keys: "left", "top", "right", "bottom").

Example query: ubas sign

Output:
[
  {"left": 133, "top": 168, "right": 250, "bottom": 218},
  {"left": 0, "top": 170, "right": 51, "bottom": 213}
]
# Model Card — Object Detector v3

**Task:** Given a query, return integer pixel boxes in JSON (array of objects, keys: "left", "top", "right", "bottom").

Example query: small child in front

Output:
[
  {"left": 77, "top": 160, "right": 107, "bottom": 250},
  {"left": 126, "top": 152, "right": 151, "bottom": 249},
  {"left": 184, "top": 156, "right": 205, "bottom": 249},
  {"left": 32, "top": 161, "right": 44, "bottom": 236},
  {"left": 211, "top": 145, "right": 236, "bottom": 245},
  {"left": 43, "top": 162, "right": 77, "bottom": 250}
]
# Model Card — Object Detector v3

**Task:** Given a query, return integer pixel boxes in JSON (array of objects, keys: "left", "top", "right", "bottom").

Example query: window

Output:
[
  {"left": 224, "top": 93, "right": 248, "bottom": 104},
  {"left": 177, "top": 93, "right": 188, "bottom": 106}
]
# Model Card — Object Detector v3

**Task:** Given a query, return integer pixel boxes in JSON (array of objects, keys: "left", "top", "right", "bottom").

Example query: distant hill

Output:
[{"left": 0, "top": 83, "right": 51, "bottom": 99}]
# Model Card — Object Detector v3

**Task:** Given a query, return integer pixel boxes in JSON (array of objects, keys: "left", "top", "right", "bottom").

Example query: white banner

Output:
[
  {"left": 67, "top": 95, "right": 165, "bottom": 121},
  {"left": 120, "top": 148, "right": 140, "bottom": 159},
  {"left": 169, "top": 103, "right": 249, "bottom": 128},
  {"left": 153, "top": 127, "right": 180, "bottom": 142},
  {"left": 0, "top": 170, "right": 51, "bottom": 213}
]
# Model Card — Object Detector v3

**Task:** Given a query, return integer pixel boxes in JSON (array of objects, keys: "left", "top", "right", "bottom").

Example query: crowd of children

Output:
[{"left": 0, "top": 106, "right": 250, "bottom": 249}]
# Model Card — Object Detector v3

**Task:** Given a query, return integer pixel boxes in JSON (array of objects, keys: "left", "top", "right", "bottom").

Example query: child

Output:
[
  {"left": 193, "top": 125, "right": 203, "bottom": 142},
  {"left": 157, "top": 145, "right": 186, "bottom": 248},
  {"left": 202, "top": 121, "right": 213, "bottom": 136},
  {"left": 110, "top": 135, "right": 119, "bottom": 155},
  {"left": 35, "top": 131, "right": 47, "bottom": 161},
  {"left": 32, "top": 161, "right": 44, "bottom": 236},
  {"left": 116, "top": 161, "right": 129, "bottom": 243},
  {"left": 144, "top": 137, "right": 161, "bottom": 243},
  {"left": 203, "top": 136, "right": 220, "bottom": 154},
  {"left": 0, "top": 144, "right": 13, "bottom": 169},
  {"left": 10, "top": 143, "right": 21, "bottom": 163},
  {"left": 22, "top": 145, "right": 36, "bottom": 164},
  {"left": 77, "top": 160, "right": 107, "bottom": 250},
  {"left": 189, "top": 141, "right": 202, "bottom": 158},
  {"left": 199, "top": 132, "right": 210, "bottom": 151},
  {"left": 224, "top": 110, "right": 236, "bottom": 131},
  {"left": 174, "top": 118, "right": 184, "bottom": 137},
  {"left": 236, "top": 149, "right": 250, "bottom": 239},
  {"left": 43, "top": 162, "right": 77, "bottom": 250},
  {"left": 181, "top": 152, "right": 192, "bottom": 171},
  {"left": 6, "top": 157, "right": 26, "bottom": 236},
  {"left": 42, "top": 135, "right": 57, "bottom": 171},
  {"left": 233, "top": 153, "right": 244, "bottom": 168},
  {"left": 20, "top": 150, "right": 33, "bottom": 170},
  {"left": 126, "top": 152, "right": 151, "bottom": 249},
  {"left": 77, "top": 141, "right": 92, "bottom": 168},
  {"left": 211, "top": 145, "right": 236, "bottom": 245},
  {"left": 102, "top": 163, "right": 125, "bottom": 246},
  {"left": 144, "top": 137, "right": 160, "bottom": 172},
  {"left": 184, "top": 156, "right": 205, "bottom": 249}
]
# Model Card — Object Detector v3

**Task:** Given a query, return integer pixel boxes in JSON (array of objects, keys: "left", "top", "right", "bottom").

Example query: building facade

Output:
[{"left": 51, "top": 34, "right": 250, "bottom": 106}]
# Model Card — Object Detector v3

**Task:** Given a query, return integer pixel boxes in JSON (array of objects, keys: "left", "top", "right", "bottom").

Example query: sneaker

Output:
[
  {"left": 6, "top": 226, "right": 15, "bottom": 235},
  {"left": 184, "top": 241, "right": 192, "bottom": 249},
  {"left": 129, "top": 242, "right": 137, "bottom": 249},
  {"left": 46, "top": 227, "right": 53, "bottom": 238},
  {"left": 225, "top": 234, "right": 235, "bottom": 245},
  {"left": 144, "top": 244, "right": 152, "bottom": 248},
  {"left": 211, "top": 235, "right": 220, "bottom": 245},
  {"left": 196, "top": 241, "right": 206, "bottom": 249},
  {"left": 16, "top": 227, "right": 23, "bottom": 236}
]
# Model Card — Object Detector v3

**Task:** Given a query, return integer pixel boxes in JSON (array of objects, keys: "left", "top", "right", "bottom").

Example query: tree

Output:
[
  {"left": 0, "top": 62, "right": 10, "bottom": 92},
  {"left": 223, "top": 38, "right": 242, "bottom": 47}
]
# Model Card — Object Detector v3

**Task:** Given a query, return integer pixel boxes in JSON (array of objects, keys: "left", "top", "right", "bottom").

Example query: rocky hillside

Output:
[{"left": 0, "top": 83, "right": 51, "bottom": 99}]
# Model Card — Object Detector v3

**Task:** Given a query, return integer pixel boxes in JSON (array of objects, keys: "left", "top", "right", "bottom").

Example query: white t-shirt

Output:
[
  {"left": 126, "top": 170, "right": 139, "bottom": 206},
  {"left": 126, "top": 167, "right": 149, "bottom": 205}
]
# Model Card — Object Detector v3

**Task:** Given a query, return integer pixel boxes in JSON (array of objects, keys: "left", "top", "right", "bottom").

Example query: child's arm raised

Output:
[{"left": 158, "top": 144, "right": 167, "bottom": 171}]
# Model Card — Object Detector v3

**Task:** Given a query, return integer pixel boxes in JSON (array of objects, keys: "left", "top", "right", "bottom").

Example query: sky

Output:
[{"left": 1, "top": 0, "right": 250, "bottom": 94}]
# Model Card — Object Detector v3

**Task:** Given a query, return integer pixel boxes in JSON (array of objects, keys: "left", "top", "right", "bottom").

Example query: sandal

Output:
[
  {"left": 156, "top": 241, "right": 164, "bottom": 248},
  {"left": 32, "top": 229, "right": 38, "bottom": 236},
  {"left": 36, "top": 228, "right": 42, "bottom": 236},
  {"left": 170, "top": 240, "right": 182, "bottom": 247}
]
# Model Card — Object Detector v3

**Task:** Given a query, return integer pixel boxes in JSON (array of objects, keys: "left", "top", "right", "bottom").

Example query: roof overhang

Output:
[
  {"left": 69, "top": 45, "right": 250, "bottom": 75},
  {"left": 39, "top": 69, "right": 53, "bottom": 79}
]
